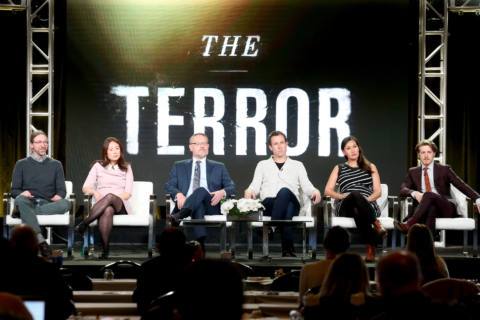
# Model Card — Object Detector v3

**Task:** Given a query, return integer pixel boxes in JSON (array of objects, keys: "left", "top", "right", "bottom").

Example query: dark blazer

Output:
[
  {"left": 400, "top": 163, "right": 480, "bottom": 202},
  {"left": 165, "top": 159, "right": 235, "bottom": 199}
]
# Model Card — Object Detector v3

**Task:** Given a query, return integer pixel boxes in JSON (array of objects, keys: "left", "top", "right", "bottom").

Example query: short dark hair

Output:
[
  {"left": 30, "top": 130, "right": 47, "bottom": 144},
  {"left": 157, "top": 227, "right": 186, "bottom": 257},
  {"left": 267, "top": 131, "right": 287, "bottom": 146},
  {"left": 415, "top": 140, "right": 437, "bottom": 154},
  {"left": 324, "top": 226, "right": 350, "bottom": 254},
  {"left": 376, "top": 251, "right": 421, "bottom": 297}
]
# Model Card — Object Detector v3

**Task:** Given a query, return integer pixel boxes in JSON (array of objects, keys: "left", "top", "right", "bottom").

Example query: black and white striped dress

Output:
[{"left": 334, "top": 163, "right": 380, "bottom": 217}]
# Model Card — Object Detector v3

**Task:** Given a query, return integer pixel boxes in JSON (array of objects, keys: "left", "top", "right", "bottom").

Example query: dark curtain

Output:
[
  {"left": 0, "top": 11, "right": 26, "bottom": 217},
  {"left": 447, "top": 14, "right": 480, "bottom": 191}
]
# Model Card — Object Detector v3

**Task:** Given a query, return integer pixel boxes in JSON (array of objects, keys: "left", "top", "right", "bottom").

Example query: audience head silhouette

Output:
[
  {"left": 376, "top": 250, "right": 421, "bottom": 297},
  {"left": 320, "top": 252, "right": 369, "bottom": 300},
  {"left": 176, "top": 259, "right": 244, "bottom": 320},
  {"left": 157, "top": 227, "right": 186, "bottom": 258},
  {"left": 10, "top": 224, "right": 38, "bottom": 258},
  {"left": 324, "top": 226, "right": 350, "bottom": 256}
]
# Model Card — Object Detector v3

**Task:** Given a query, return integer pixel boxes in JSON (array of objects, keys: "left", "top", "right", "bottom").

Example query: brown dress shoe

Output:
[
  {"left": 365, "top": 244, "right": 375, "bottom": 262},
  {"left": 394, "top": 220, "right": 410, "bottom": 234},
  {"left": 373, "top": 220, "right": 387, "bottom": 239}
]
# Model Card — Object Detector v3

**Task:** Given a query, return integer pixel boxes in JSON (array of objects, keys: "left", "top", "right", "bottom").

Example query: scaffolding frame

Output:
[{"left": 26, "top": 0, "right": 54, "bottom": 156}]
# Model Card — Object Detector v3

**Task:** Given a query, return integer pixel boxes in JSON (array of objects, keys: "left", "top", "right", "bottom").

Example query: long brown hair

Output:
[
  {"left": 97, "top": 137, "right": 129, "bottom": 172},
  {"left": 341, "top": 136, "right": 372, "bottom": 173},
  {"left": 406, "top": 224, "right": 443, "bottom": 284},
  {"left": 320, "top": 253, "right": 370, "bottom": 301}
]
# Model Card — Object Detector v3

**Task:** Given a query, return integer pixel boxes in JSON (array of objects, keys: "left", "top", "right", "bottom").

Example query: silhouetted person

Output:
[
  {"left": 304, "top": 253, "right": 381, "bottom": 320},
  {"left": 374, "top": 251, "right": 468, "bottom": 320},
  {"left": 407, "top": 224, "right": 449, "bottom": 284},
  {"left": 133, "top": 227, "right": 189, "bottom": 315},
  {"left": 299, "top": 226, "right": 350, "bottom": 304},
  {"left": 0, "top": 225, "right": 74, "bottom": 320},
  {"left": 176, "top": 259, "right": 244, "bottom": 320}
]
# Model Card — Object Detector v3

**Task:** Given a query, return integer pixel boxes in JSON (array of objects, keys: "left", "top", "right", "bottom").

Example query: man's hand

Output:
[
  {"left": 413, "top": 191, "right": 423, "bottom": 203},
  {"left": 210, "top": 190, "right": 225, "bottom": 206},
  {"left": 311, "top": 190, "right": 321, "bottom": 204},
  {"left": 51, "top": 194, "right": 62, "bottom": 202},
  {"left": 20, "top": 190, "right": 33, "bottom": 198},
  {"left": 244, "top": 189, "right": 256, "bottom": 199},
  {"left": 176, "top": 193, "right": 186, "bottom": 209}
]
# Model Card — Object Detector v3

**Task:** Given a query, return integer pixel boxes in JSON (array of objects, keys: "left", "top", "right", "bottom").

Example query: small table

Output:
[{"left": 228, "top": 212, "right": 261, "bottom": 259}]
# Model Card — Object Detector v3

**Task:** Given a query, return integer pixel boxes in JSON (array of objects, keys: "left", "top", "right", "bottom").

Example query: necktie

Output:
[
  {"left": 192, "top": 160, "right": 201, "bottom": 191},
  {"left": 423, "top": 167, "right": 432, "bottom": 193}
]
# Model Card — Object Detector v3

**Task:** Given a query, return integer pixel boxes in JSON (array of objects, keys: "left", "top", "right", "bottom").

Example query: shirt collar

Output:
[
  {"left": 30, "top": 153, "right": 48, "bottom": 162},
  {"left": 192, "top": 157, "right": 206, "bottom": 165},
  {"left": 422, "top": 162, "right": 434, "bottom": 171}
]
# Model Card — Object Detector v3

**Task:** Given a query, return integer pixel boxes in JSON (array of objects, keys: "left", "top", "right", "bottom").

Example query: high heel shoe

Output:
[{"left": 373, "top": 220, "right": 387, "bottom": 239}]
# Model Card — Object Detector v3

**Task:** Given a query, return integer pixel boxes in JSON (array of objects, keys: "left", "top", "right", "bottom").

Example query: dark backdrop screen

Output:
[{"left": 66, "top": 0, "right": 410, "bottom": 198}]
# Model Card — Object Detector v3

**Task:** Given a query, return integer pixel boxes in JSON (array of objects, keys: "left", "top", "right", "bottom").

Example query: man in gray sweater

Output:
[{"left": 11, "top": 130, "right": 70, "bottom": 257}]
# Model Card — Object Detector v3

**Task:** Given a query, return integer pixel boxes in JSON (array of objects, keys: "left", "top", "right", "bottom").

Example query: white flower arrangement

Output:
[{"left": 221, "top": 198, "right": 264, "bottom": 216}]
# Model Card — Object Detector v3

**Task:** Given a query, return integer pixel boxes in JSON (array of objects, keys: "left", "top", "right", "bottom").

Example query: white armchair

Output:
[
  {"left": 165, "top": 194, "right": 231, "bottom": 253},
  {"left": 399, "top": 184, "right": 478, "bottom": 255},
  {"left": 3, "top": 181, "right": 76, "bottom": 257},
  {"left": 323, "top": 184, "right": 398, "bottom": 251},
  {"left": 82, "top": 181, "right": 156, "bottom": 258}
]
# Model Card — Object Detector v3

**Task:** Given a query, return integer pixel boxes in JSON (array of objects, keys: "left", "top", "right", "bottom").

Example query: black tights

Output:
[{"left": 84, "top": 193, "right": 124, "bottom": 250}]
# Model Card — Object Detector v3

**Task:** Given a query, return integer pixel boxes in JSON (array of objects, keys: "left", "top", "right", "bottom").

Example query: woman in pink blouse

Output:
[{"left": 75, "top": 137, "right": 134, "bottom": 258}]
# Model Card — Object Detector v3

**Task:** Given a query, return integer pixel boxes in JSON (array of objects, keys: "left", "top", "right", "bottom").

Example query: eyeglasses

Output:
[
  {"left": 189, "top": 142, "right": 208, "bottom": 146},
  {"left": 33, "top": 141, "right": 48, "bottom": 145}
]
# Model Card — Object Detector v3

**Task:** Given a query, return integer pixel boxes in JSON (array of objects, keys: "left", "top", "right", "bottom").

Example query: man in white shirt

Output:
[
  {"left": 245, "top": 131, "right": 321, "bottom": 257},
  {"left": 396, "top": 140, "right": 480, "bottom": 236},
  {"left": 165, "top": 133, "right": 235, "bottom": 247}
]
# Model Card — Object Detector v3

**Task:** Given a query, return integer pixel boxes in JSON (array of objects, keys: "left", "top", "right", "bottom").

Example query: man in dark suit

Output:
[
  {"left": 165, "top": 133, "right": 235, "bottom": 246},
  {"left": 395, "top": 140, "right": 480, "bottom": 235}
]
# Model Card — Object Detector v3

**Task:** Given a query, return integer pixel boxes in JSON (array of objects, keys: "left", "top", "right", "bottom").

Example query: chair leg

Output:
[
  {"left": 309, "top": 228, "right": 317, "bottom": 259},
  {"left": 400, "top": 233, "right": 405, "bottom": 248},
  {"left": 474, "top": 228, "right": 478, "bottom": 257},
  {"left": 247, "top": 223, "right": 253, "bottom": 260},
  {"left": 67, "top": 225, "right": 74, "bottom": 258},
  {"left": 463, "top": 230, "right": 468, "bottom": 255},
  {"left": 262, "top": 224, "right": 269, "bottom": 257},
  {"left": 220, "top": 223, "right": 227, "bottom": 253},
  {"left": 230, "top": 223, "right": 237, "bottom": 259},
  {"left": 302, "top": 225, "right": 306, "bottom": 260},
  {"left": 392, "top": 229, "right": 397, "bottom": 250},
  {"left": 148, "top": 217, "right": 154, "bottom": 258}
]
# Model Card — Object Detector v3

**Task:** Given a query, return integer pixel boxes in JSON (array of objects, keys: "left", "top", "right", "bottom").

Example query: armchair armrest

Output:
[
  {"left": 322, "top": 196, "right": 333, "bottom": 227},
  {"left": 387, "top": 196, "right": 399, "bottom": 220},
  {"left": 83, "top": 194, "right": 93, "bottom": 219},
  {"left": 3, "top": 192, "right": 12, "bottom": 217},
  {"left": 398, "top": 196, "right": 412, "bottom": 222},
  {"left": 466, "top": 197, "right": 474, "bottom": 219}
]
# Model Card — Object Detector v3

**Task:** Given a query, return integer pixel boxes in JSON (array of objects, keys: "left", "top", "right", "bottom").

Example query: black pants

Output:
[
  {"left": 406, "top": 192, "right": 456, "bottom": 232},
  {"left": 338, "top": 191, "right": 377, "bottom": 245}
]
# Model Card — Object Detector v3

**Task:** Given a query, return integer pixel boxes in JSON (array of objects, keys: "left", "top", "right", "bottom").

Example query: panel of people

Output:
[{"left": 10, "top": 130, "right": 480, "bottom": 259}]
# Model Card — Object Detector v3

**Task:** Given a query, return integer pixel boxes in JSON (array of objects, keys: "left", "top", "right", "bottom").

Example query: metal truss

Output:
[
  {"left": 418, "top": 0, "right": 449, "bottom": 164},
  {"left": 26, "top": 0, "right": 54, "bottom": 156},
  {"left": 419, "top": 0, "right": 480, "bottom": 164},
  {"left": 0, "top": 0, "right": 26, "bottom": 11}
]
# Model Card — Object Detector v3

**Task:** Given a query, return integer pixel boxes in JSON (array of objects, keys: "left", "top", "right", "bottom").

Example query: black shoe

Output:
[
  {"left": 168, "top": 214, "right": 181, "bottom": 227},
  {"left": 39, "top": 241, "right": 52, "bottom": 258},
  {"left": 75, "top": 222, "right": 87, "bottom": 236},
  {"left": 176, "top": 207, "right": 192, "bottom": 219},
  {"left": 100, "top": 246, "right": 109, "bottom": 259},
  {"left": 282, "top": 250, "right": 296, "bottom": 258}
]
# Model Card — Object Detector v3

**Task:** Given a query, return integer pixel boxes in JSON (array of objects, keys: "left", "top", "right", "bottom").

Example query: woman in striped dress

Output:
[{"left": 324, "top": 136, "right": 386, "bottom": 262}]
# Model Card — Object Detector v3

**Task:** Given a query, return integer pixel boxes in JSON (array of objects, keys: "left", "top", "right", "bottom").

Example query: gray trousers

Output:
[{"left": 14, "top": 195, "right": 70, "bottom": 234}]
